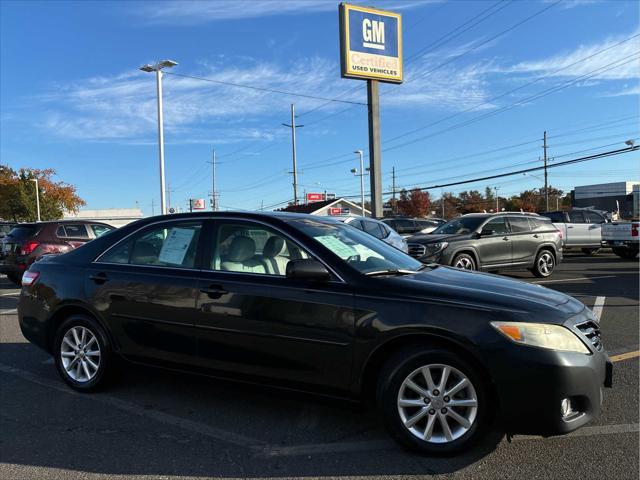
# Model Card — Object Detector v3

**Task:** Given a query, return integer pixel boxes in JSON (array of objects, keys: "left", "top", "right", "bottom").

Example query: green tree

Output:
[{"left": 0, "top": 166, "right": 85, "bottom": 222}]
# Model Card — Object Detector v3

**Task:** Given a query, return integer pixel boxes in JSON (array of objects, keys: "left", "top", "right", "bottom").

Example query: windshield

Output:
[
  {"left": 6, "top": 225, "right": 39, "bottom": 239},
  {"left": 433, "top": 216, "right": 486, "bottom": 235},
  {"left": 290, "top": 218, "right": 423, "bottom": 274}
]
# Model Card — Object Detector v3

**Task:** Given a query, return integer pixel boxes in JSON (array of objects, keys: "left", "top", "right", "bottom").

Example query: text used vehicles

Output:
[
  {"left": 0, "top": 220, "right": 114, "bottom": 284},
  {"left": 540, "top": 209, "right": 607, "bottom": 255},
  {"left": 336, "top": 215, "right": 408, "bottom": 252},
  {"left": 18, "top": 212, "right": 611, "bottom": 454},
  {"left": 407, "top": 213, "right": 563, "bottom": 278},
  {"left": 602, "top": 221, "right": 639, "bottom": 259}
]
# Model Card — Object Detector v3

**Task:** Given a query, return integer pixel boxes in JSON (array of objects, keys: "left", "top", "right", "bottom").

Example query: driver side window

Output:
[{"left": 482, "top": 217, "right": 508, "bottom": 235}]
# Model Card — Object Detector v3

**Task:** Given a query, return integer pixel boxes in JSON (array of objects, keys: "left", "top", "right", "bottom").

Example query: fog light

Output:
[{"left": 560, "top": 398, "right": 574, "bottom": 418}]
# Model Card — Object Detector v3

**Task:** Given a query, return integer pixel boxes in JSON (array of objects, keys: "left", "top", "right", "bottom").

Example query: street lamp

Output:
[
  {"left": 30, "top": 178, "right": 41, "bottom": 222},
  {"left": 352, "top": 150, "right": 369, "bottom": 217},
  {"left": 139, "top": 59, "right": 178, "bottom": 215}
]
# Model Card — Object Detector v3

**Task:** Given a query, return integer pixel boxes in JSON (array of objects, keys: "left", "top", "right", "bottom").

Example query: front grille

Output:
[
  {"left": 576, "top": 321, "right": 603, "bottom": 351},
  {"left": 408, "top": 243, "right": 426, "bottom": 258}
]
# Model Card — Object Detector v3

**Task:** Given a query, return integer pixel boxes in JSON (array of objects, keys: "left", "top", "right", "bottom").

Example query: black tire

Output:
[
  {"left": 6, "top": 273, "right": 21, "bottom": 285},
  {"left": 53, "top": 314, "right": 115, "bottom": 392},
  {"left": 531, "top": 249, "right": 555, "bottom": 278},
  {"left": 612, "top": 246, "right": 639, "bottom": 260},
  {"left": 376, "top": 346, "right": 488, "bottom": 455},
  {"left": 581, "top": 248, "right": 600, "bottom": 256},
  {"left": 451, "top": 253, "right": 476, "bottom": 271}
]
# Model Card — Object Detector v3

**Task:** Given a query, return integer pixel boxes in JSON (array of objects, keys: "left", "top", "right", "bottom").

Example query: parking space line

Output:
[
  {"left": 0, "top": 309, "right": 17, "bottom": 315},
  {"left": 592, "top": 296, "right": 606, "bottom": 322},
  {"left": 513, "top": 423, "right": 639, "bottom": 441},
  {"left": 533, "top": 275, "right": 615, "bottom": 284},
  {"left": 0, "top": 292, "right": 19, "bottom": 297},
  {"left": 0, "top": 362, "right": 262, "bottom": 447},
  {"left": 610, "top": 351, "right": 640, "bottom": 362}
]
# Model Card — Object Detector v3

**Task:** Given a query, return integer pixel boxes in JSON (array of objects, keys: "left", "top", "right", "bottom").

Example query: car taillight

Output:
[
  {"left": 21, "top": 241, "right": 40, "bottom": 255},
  {"left": 632, "top": 223, "right": 639, "bottom": 237},
  {"left": 22, "top": 270, "right": 40, "bottom": 287},
  {"left": 557, "top": 229, "right": 563, "bottom": 240}
]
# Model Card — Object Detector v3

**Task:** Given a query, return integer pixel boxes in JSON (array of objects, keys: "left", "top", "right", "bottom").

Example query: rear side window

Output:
[
  {"left": 508, "top": 217, "right": 530, "bottom": 233},
  {"left": 568, "top": 211, "right": 586, "bottom": 223},
  {"left": 482, "top": 217, "right": 508, "bottom": 235},
  {"left": 362, "top": 220, "right": 386, "bottom": 239},
  {"left": 584, "top": 211, "right": 605, "bottom": 224},
  {"left": 7, "top": 225, "right": 38, "bottom": 239},
  {"left": 99, "top": 221, "right": 202, "bottom": 268},
  {"left": 528, "top": 217, "right": 551, "bottom": 230},
  {"left": 57, "top": 224, "right": 89, "bottom": 239},
  {"left": 541, "top": 212, "right": 564, "bottom": 223},
  {"left": 90, "top": 224, "right": 114, "bottom": 237}
]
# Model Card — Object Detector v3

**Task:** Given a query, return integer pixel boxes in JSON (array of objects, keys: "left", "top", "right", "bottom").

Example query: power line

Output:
[{"left": 164, "top": 71, "right": 367, "bottom": 106}]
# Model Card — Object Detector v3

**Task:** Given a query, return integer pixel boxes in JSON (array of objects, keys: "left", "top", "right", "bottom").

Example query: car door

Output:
[
  {"left": 193, "top": 219, "right": 355, "bottom": 391},
  {"left": 506, "top": 216, "right": 538, "bottom": 265},
  {"left": 86, "top": 219, "right": 204, "bottom": 366},
  {"left": 584, "top": 211, "right": 606, "bottom": 246},
  {"left": 567, "top": 211, "right": 590, "bottom": 246},
  {"left": 475, "top": 217, "right": 512, "bottom": 267}
]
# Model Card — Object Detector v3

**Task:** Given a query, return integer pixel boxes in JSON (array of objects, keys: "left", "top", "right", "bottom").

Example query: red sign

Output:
[
  {"left": 191, "top": 198, "right": 206, "bottom": 210},
  {"left": 329, "top": 207, "right": 342, "bottom": 215},
  {"left": 307, "top": 192, "right": 324, "bottom": 202}
]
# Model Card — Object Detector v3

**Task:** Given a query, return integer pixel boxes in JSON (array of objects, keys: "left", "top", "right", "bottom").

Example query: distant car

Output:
[
  {"left": 382, "top": 217, "right": 441, "bottom": 237},
  {"left": 406, "top": 212, "right": 563, "bottom": 277},
  {"left": 602, "top": 221, "right": 639, "bottom": 259},
  {"left": 336, "top": 216, "right": 408, "bottom": 252},
  {"left": 0, "top": 222, "right": 16, "bottom": 239},
  {"left": 540, "top": 210, "right": 608, "bottom": 255},
  {"left": 0, "top": 220, "right": 115, "bottom": 284}
]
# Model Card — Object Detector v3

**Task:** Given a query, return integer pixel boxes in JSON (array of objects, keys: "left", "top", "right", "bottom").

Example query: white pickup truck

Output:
[
  {"left": 540, "top": 209, "right": 607, "bottom": 255},
  {"left": 602, "top": 221, "right": 639, "bottom": 259}
]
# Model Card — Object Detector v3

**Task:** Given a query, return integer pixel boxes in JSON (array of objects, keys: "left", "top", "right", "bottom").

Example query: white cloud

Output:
[
  {"left": 506, "top": 30, "right": 640, "bottom": 81},
  {"left": 131, "top": 0, "right": 433, "bottom": 25}
]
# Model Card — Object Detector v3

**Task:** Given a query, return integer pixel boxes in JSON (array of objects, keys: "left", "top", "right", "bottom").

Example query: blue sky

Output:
[{"left": 1, "top": 0, "right": 638, "bottom": 215}]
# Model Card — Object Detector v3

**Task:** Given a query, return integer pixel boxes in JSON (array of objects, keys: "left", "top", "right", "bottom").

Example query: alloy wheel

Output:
[
  {"left": 397, "top": 364, "right": 478, "bottom": 444},
  {"left": 454, "top": 257, "right": 474, "bottom": 270},
  {"left": 60, "top": 326, "right": 101, "bottom": 383},
  {"left": 537, "top": 252, "right": 554, "bottom": 276}
]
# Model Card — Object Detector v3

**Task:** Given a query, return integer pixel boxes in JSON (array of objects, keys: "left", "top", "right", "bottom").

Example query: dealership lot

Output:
[{"left": 0, "top": 252, "right": 637, "bottom": 480}]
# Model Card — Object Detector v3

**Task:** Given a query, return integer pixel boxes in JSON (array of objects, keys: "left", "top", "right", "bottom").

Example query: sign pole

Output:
[{"left": 367, "top": 79, "right": 382, "bottom": 218}]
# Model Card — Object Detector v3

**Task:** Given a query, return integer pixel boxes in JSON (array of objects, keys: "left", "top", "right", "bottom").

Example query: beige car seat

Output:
[
  {"left": 262, "top": 236, "right": 290, "bottom": 275},
  {"left": 220, "top": 236, "right": 265, "bottom": 274}
]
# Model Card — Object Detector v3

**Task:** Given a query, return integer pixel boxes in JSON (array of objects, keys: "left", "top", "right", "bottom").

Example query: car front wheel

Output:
[
  {"left": 531, "top": 250, "right": 555, "bottom": 278},
  {"left": 377, "top": 347, "right": 487, "bottom": 454},
  {"left": 54, "top": 314, "right": 114, "bottom": 392},
  {"left": 452, "top": 253, "right": 476, "bottom": 271}
]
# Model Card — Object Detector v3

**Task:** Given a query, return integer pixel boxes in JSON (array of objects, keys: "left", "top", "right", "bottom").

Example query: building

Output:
[
  {"left": 63, "top": 208, "right": 144, "bottom": 227},
  {"left": 572, "top": 181, "right": 640, "bottom": 218},
  {"left": 277, "top": 198, "right": 370, "bottom": 217}
]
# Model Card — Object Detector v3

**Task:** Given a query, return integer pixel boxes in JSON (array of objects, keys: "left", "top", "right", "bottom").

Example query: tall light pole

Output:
[
  {"left": 352, "top": 150, "right": 368, "bottom": 217},
  {"left": 30, "top": 178, "right": 41, "bottom": 222},
  {"left": 282, "top": 104, "right": 303, "bottom": 205},
  {"left": 140, "top": 60, "right": 178, "bottom": 215},
  {"left": 494, "top": 186, "right": 499, "bottom": 212}
]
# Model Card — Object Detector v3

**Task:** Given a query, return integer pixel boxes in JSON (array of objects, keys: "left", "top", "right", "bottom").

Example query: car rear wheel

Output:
[
  {"left": 612, "top": 246, "right": 639, "bottom": 259},
  {"left": 531, "top": 249, "right": 555, "bottom": 278},
  {"left": 377, "top": 347, "right": 487, "bottom": 454},
  {"left": 452, "top": 253, "right": 476, "bottom": 271},
  {"left": 581, "top": 248, "right": 600, "bottom": 256},
  {"left": 54, "top": 314, "right": 114, "bottom": 392}
]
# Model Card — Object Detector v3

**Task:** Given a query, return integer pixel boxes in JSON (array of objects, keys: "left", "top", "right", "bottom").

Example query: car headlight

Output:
[
  {"left": 490, "top": 321, "right": 590, "bottom": 354},
  {"left": 427, "top": 242, "right": 448, "bottom": 254}
]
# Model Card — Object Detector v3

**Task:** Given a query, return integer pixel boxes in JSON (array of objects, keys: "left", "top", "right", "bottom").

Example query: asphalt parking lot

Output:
[{"left": 1, "top": 252, "right": 638, "bottom": 480}]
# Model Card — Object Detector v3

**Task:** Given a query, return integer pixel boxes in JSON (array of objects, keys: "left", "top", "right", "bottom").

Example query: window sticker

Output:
[
  {"left": 315, "top": 235, "right": 358, "bottom": 259},
  {"left": 158, "top": 228, "right": 195, "bottom": 265}
]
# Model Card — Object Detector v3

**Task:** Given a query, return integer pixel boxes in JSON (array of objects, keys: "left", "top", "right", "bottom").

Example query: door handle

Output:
[
  {"left": 533, "top": 234, "right": 540, "bottom": 238},
  {"left": 200, "top": 284, "right": 228, "bottom": 298},
  {"left": 502, "top": 236, "right": 509, "bottom": 241},
  {"left": 567, "top": 226, "right": 574, "bottom": 229},
  {"left": 89, "top": 273, "right": 108, "bottom": 284}
]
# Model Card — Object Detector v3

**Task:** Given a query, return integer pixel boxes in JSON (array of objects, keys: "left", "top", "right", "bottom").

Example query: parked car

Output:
[
  {"left": 406, "top": 212, "right": 563, "bottom": 278},
  {"left": 0, "top": 220, "right": 115, "bottom": 284},
  {"left": 602, "top": 221, "right": 639, "bottom": 259},
  {"left": 540, "top": 209, "right": 608, "bottom": 255},
  {"left": 336, "top": 215, "right": 408, "bottom": 252},
  {"left": 382, "top": 217, "right": 441, "bottom": 236},
  {"left": 18, "top": 212, "right": 611, "bottom": 454}
]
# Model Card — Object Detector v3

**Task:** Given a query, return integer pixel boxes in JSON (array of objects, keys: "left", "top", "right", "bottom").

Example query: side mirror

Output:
[
  {"left": 480, "top": 228, "right": 495, "bottom": 237},
  {"left": 286, "top": 259, "right": 331, "bottom": 282}
]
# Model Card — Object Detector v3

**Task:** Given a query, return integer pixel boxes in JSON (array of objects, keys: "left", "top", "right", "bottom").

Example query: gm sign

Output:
[{"left": 340, "top": 3, "right": 402, "bottom": 83}]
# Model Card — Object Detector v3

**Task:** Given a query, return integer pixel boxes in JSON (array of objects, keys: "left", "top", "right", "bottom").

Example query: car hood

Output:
[{"left": 380, "top": 266, "right": 584, "bottom": 320}]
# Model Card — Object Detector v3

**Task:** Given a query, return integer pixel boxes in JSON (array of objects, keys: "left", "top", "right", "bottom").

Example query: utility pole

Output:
[
  {"left": 139, "top": 60, "right": 178, "bottom": 215},
  {"left": 282, "top": 104, "right": 303, "bottom": 205},
  {"left": 391, "top": 166, "right": 397, "bottom": 215},
  {"left": 150, "top": 199, "right": 155, "bottom": 216},
  {"left": 353, "top": 150, "right": 367, "bottom": 217},
  {"left": 441, "top": 189, "right": 445, "bottom": 218},
  {"left": 367, "top": 80, "right": 383, "bottom": 218},
  {"left": 494, "top": 187, "right": 499, "bottom": 212},
  {"left": 208, "top": 148, "right": 218, "bottom": 211},
  {"left": 166, "top": 183, "right": 173, "bottom": 213},
  {"left": 30, "top": 178, "right": 41, "bottom": 222},
  {"left": 543, "top": 130, "right": 549, "bottom": 211}
]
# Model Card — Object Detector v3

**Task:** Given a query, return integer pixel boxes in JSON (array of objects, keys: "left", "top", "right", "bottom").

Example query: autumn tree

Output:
[
  {"left": 396, "top": 188, "right": 431, "bottom": 217},
  {"left": 0, "top": 165, "right": 85, "bottom": 222}
]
